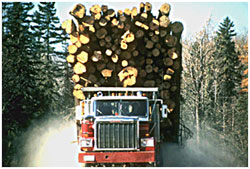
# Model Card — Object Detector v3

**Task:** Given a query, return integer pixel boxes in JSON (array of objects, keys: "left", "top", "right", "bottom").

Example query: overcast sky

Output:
[{"left": 53, "top": 1, "right": 248, "bottom": 39}]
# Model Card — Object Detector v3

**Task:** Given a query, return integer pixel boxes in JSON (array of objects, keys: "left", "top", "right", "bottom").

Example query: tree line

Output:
[
  {"left": 181, "top": 17, "right": 248, "bottom": 166},
  {"left": 2, "top": 2, "right": 74, "bottom": 166}
]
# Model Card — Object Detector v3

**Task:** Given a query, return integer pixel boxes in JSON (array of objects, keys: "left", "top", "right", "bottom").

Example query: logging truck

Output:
[
  {"left": 62, "top": 2, "right": 184, "bottom": 166},
  {"left": 75, "top": 87, "right": 169, "bottom": 167}
]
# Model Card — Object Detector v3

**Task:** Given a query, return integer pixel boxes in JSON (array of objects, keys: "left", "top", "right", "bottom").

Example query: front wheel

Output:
[{"left": 146, "top": 162, "right": 156, "bottom": 167}]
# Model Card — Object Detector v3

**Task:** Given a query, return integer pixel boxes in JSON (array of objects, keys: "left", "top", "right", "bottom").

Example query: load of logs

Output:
[{"left": 62, "top": 2, "right": 183, "bottom": 115}]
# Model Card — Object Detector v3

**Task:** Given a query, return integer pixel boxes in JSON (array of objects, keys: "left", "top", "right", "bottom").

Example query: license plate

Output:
[{"left": 84, "top": 155, "right": 95, "bottom": 162}]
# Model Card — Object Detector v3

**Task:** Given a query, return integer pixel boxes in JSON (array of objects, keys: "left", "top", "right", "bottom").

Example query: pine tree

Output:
[
  {"left": 212, "top": 17, "right": 242, "bottom": 133},
  {"left": 2, "top": 2, "right": 46, "bottom": 166},
  {"left": 31, "top": 2, "right": 70, "bottom": 113}
]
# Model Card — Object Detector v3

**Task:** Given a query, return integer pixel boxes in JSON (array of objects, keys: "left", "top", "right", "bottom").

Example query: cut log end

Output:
[
  {"left": 101, "top": 69, "right": 113, "bottom": 78},
  {"left": 73, "top": 89, "right": 85, "bottom": 100},
  {"left": 72, "top": 74, "right": 80, "bottom": 83},
  {"left": 66, "top": 54, "right": 75, "bottom": 63},
  {"left": 70, "top": 4, "right": 86, "bottom": 19},
  {"left": 79, "top": 34, "right": 90, "bottom": 44},
  {"left": 77, "top": 51, "right": 88, "bottom": 64},
  {"left": 73, "top": 62, "right": 86, "bottom": 74},
  {"left": 68, "top": 44, "right": 78, "bottom": 54},
  {"left": 160, "top": 3, "right": 171, "bottom": 15}
]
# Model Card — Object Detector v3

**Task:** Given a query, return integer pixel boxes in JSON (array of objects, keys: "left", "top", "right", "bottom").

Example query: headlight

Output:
[
  {"left": 81, "top": 138, "right": 93, "bottom": 147},
  {"left": 141, "top": 137, "right": 154, "bottom": 147}
]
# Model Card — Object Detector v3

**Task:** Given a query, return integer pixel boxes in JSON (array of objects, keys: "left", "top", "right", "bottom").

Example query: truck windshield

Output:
[{"left": 94, "top": 100, "right": 147, "bottom": 117}]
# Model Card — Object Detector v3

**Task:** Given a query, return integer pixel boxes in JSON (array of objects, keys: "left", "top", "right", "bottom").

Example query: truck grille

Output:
[{"left": 96, "top": 121, "right": 138, "bottom": 150}]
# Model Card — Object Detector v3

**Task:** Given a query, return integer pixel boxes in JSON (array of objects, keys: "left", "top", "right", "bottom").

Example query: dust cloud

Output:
[
  {"left": 160, "top": 129, "right": 239, "bottom": 167},
  {"left": 12, "top": 116, "right": 241, "bottom": 167},
  {"left": 13, "top": 116, "right": 81, "bottom": 167}
]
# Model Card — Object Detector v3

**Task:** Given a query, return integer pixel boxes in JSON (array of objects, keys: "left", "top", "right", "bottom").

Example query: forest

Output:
[{"left": 2, "top": 2, "right": 248, "bottom": 167}]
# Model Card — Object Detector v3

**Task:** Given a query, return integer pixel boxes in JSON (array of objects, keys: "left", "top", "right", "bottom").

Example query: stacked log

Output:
[{"left": 62, "top": 2, "right": 183, "bottom": 141}]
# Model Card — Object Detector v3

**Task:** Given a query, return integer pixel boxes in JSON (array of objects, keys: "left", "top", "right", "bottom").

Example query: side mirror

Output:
[
  {"left": 161, "top": 105, "right": 168, "bottom": 118},
  {"left": 75, "top": 105, "right": 82, "bottom": 121}
]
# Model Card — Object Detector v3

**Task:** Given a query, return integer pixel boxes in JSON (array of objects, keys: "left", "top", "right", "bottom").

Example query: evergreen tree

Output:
[
  {"left": 214, "top": 17, "right": 241, "bottom": 98},
  {"left": 212, "top": 17, "right": 242, "bottom": 133},
  {"left": 31, "top": 2, "right": 71, "bottom": 113},
  {"left": 2, "top": 2, "right": 46, "bottom": 166}
]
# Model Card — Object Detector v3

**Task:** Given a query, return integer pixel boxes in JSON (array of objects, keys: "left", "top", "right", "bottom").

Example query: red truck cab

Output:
[{"left": 75, "top": 87, "right": 169, "bottom": 167}]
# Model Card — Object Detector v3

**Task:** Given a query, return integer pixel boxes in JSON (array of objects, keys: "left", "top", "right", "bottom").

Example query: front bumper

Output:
[{"left": 79, "top": 151, "right": 155, "bottom": 163}]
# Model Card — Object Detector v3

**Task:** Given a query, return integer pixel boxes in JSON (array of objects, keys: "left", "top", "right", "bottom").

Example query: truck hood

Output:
[{"left": 95, "top": 116, "right": 138, "bottom": 122}]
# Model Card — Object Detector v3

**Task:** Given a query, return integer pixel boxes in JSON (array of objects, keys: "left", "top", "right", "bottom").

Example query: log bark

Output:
[
  {"left": 151, "top": 35, "right": 159, "bottom": 43},
  {"left": 164, "top": 57, "right": 174, "bottom": 66},
  {"left": 145, "top": 64, "right": 153, "bottom": 73},
  {"left": 170, "top": 86, "right": 177, "bottom": 92},
  {"left": 173, "top": 60, "right": 181, "bottom": 70},
  {"left": 165, "top": 35, "right": 177, "bottom": 47},
  {"left": 152, "top": 48, "right": 160, "bottom": 57},
  {"left": 139, "top": 2, "right": 145, "bottom": 13},
  {"left": 145, "top": 40, "right": 154, "bottom": 49},
  {"left": 160, "top": 90, "right": 170, "bottom": 99},
  {"left": 171, "top": 21, "right": 184, "bottom": 34},
  {"left": 160, "top": 29, "right": 167, "bottom": 37},
  {"left": 88, "top": 66, "right": 96, "bottom": 74},
  {"left": 96, "top": 63, "right": 106, "bottom": 71},
  {"left": 145, "top": 2, "right": 152, "bottom": 14},
  {"left": 146, "top": 58, "right": 153, "bottom": 65},
  {"left": 132, "top": 50, "right": 139, "bottom": 57},
  {"left": 153, "top": 66, "right": 159, "bottom": 73},
  {"left": 88, "top": 74, "right": 98, "bottom": 83},
  {"left": 139, "top": 69, "right": 147, "bottom": 78},
  {"left": 121, "top": 51, "right": 132, "bottom": 60},
  {"left": 144, "top": 80, "right": 155, "bottom": 87},
  {"left": 101, "top": 5, "right": 108, "bottom": 13},
  {"left": 99, "top": 39, "right": 106, "bottom": 47},
  {"left": 99, "top": 18, "right": 107, "bottom": 27},
  {"left": 96, "top": 28, "right": 108, "bottom": 39},
  {"left": 135, "top": 30, "right": 144, "bottom": 38}
]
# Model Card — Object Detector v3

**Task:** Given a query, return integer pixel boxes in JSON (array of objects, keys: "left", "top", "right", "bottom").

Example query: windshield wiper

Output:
[{"left": 97, "top": 109, "right": 103, "bottom": 115}]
